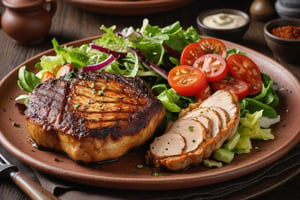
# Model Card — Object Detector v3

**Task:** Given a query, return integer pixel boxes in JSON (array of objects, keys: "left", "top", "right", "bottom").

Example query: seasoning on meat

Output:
[{"left": 25, "top": 71, "right": 165, "bottom": 163}]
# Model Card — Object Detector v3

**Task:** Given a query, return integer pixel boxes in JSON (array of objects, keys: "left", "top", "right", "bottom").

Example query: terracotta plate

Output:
[
  {"left": 0, "top": 36, "right": 299, "bottom": 190},
  {"left": 64, "top": 0, "right": 195, "bottom": 15}
]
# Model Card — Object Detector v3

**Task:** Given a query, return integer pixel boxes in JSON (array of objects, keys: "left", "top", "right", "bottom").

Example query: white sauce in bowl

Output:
[{"left": 202, "top": 13, "right": 247, "bottom": 29}]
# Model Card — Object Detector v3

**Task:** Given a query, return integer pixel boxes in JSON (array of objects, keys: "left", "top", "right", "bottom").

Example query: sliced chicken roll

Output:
[{"left": 146, "top": 90, "right": 240, "bottom": 171}]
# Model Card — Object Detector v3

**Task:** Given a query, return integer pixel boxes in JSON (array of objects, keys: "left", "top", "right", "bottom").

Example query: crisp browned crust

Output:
[{"left": 25, "top": 71, "right": 165, "bottom": 162}]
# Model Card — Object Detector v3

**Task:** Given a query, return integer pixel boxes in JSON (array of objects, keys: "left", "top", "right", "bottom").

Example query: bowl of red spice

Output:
[{"left": 264, "top": 17, "right": 300, "bottom": 63}]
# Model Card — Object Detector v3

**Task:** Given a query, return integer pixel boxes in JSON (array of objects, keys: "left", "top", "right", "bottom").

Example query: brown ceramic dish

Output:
[
  {"left": 64, "top": 0, "right": 195, "bottom": 15},
  {"left": 0, "top": 36, "right": 299, "bottom": 190},
  {"left": 196, "top": 9, "right": 250, "bottom": 41},
  {"left": 264, "top": 17, "right": 300, "bottom": 64}
]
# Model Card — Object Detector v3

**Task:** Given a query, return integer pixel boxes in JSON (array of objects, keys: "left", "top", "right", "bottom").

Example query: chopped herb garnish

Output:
[
  {"left": 136, "top": 164, "right": 144, "bottom": 169},
  {"left": 188, "top": 126, "right": 194, "bottom": 132},
  {"left": 73, "top": 104, "right": 80, "bottom": 109},
  {"left": 254, "top": 146, "right": 261, "bottom": 152},
  {"left": 91, "top": 82, "right": 95, "bottom": 88},
  {"left": 98, "top": 86, "right": 106, "bottom": 96},
  {"left": 153, "top": 172, "right": 160, "bottom": 176},
  {"left": 64, "top": 72, "right": 74, "bottom": 80},
  {"left": 79, "top": 118, "right": 85, "bottom": 123},
  {"left": 12, "top": 122, "right": 20, "bottom": 127}
]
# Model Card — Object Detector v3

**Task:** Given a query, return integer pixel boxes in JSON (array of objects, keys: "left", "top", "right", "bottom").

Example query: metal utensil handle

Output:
[{"left": 11, "top": 171, "right": 59, "bottom": 200}]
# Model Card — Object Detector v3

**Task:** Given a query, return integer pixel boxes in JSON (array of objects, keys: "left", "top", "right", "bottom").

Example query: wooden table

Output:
[{"left": 0, "top": 0, "right": 299, "bottom": 199}]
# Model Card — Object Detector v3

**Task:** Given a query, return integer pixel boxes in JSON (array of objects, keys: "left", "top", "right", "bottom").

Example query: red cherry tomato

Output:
[
  {"left": 193, "top": 54, "right": 228, "bottom": 82},
  {"left": 41, "top": 71, "right": 55, "bottom": 82},
  {"left": 180, "top": 42, "right": 205, "bottom": 66},
  {"left": 227, "top": 54, "right": 262, "bottom": 95},
  {"left": 211, "top": 76, "right": 249, "bottom": 99},
  {"left": 168, "top": 65, "right": 207, "bottom": 96},
  {"left": 197, "top": 38, "right": 227, "bottom": 58}
]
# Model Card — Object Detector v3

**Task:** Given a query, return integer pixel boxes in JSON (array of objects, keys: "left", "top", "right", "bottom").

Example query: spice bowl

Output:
[
  {"left": 264, "top": 17, "right": 300, "bottom": 64},
  {"left": 196, "top": 8, "right": 250, "bottom": 41}
]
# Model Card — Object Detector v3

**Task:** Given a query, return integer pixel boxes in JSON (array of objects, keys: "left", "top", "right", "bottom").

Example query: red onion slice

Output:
[
  {"left": 129, "top": 47, "right": 168, "bottom": 80},
  {"left": 90, "top": 43, "right": 127, "bottom": 58},
  {"left": 163, "top": 43, "right": 180, "bottom": 58},
  {"left": 82, "top": 54, "right": 115, "bottom": 72}
]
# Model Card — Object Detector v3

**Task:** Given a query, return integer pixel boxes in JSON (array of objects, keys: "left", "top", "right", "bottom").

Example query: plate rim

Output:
[
  {"left": 0, "top": 36, "right": 300, "bottom": 190},
  {"left": 64, "top": 0, "right": 196, "bottom": 15}
]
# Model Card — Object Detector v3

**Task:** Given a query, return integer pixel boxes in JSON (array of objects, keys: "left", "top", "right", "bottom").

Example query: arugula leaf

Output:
[
  {"left": 17, "top": 66, "right": 41, "bottom": 93},
  {"left": 52, "top": 39, "right": 92, "bottom": 68},
  {"left": 240, "top": 98, "right": 277, "bottom": 118},
  {"left": 152, "top": 84, "right": 195, "bottom": 121},
  {"left": 240, "top": 73, "right": 279, "bottom": 118},
  {"left": 254, "top": 73, "right": 279, "bottom": 107},
  {"left": 16, "top": 66, "right": 41, "bottom": 105},
  {"left": 226, "top": 48, "right": 245, "bottom": 57}
]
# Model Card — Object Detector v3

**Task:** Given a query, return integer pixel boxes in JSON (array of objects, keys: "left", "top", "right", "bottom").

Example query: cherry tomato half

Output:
[
  {"left": 193, "top": 54, "right": 228, "bottom": 82},
  {"left": 197, "top": 38, "right": 227, "bottom": 58},
  {"left": 180, "top": 42, "right": 205, "bottom": 66},
  {"left": 211, "top": 76, "right": 249, "bottom": 99},
  {"left": 168, "top": 65, "right": 207, "bottom": 96},
  {"left": 227, "top": 54, "right": 262, "bottom": 95}
]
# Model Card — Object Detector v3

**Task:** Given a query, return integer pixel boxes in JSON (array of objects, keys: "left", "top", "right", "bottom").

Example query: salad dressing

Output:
[{"left": 202, "top": 13, "right": 247, "bottom": 29}]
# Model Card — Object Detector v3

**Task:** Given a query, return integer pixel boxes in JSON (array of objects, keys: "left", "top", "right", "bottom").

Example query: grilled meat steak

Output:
[
  {"left": 146, "top": 90, "right": 240, "bottom": 171},
  {"left": 25, "top": 71, "right": 165, "bottom": 163}
]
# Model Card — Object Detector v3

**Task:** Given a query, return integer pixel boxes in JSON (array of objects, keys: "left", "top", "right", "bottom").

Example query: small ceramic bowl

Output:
[
  {"left": 275, "top": 0, "right": 300, "bottom": 18},
  {"left": 264, "top": 18, "right": 300, "bottom": 63},
  {"left": 196, "top": 8, "right": 250, "bottom": 41}
]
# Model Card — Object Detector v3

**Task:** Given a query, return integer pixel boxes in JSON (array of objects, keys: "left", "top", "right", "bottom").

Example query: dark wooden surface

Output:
[{"left": 0, "top": 0, "right": 299, "bottom": 199}]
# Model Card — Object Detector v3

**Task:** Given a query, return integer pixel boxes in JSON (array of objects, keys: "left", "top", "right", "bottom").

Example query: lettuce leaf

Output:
[{"left": 239, "top": 110, "right": 275, "bottom": 140}]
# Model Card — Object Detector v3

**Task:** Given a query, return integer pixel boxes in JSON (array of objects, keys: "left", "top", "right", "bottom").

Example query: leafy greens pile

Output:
[
  {"left": 17, "top": 19, "right": 281, "bottom": 166},
  {"left": 18, "top": 19, "right": 200, "bottom": 116}
]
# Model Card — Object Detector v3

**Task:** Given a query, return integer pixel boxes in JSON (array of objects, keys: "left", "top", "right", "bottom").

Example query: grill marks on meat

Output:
[
  {"left": 146, "top": 90, "right": 240, "bottom": 171},
  {"left": 69, "top": 79, "right": 146, "bottom": 138},
  {"left": 25, "top": 71, "right": 165, "bottom": 162}
]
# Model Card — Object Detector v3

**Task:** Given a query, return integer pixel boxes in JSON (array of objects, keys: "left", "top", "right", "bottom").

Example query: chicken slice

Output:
[
  {"left": 167, "top": 119, "right": 207, "bottom": 153},
  {"left": 190, "top": 115, "right": 212, "bottom": 139},
  {"left": 183, "top": 107, "right": 221, "bottom": 138},
  {"left": 211, "top": 107, "right": 229, "bottom": 129},
  {"left": 200, "top": 90, "right": 240, "bottom": 140},
  {"left": 149, "top": 133, "right": 185, "bottom": 159},
  {"left": 209, "top": 106, "right": 231, "bottom": 149}
]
